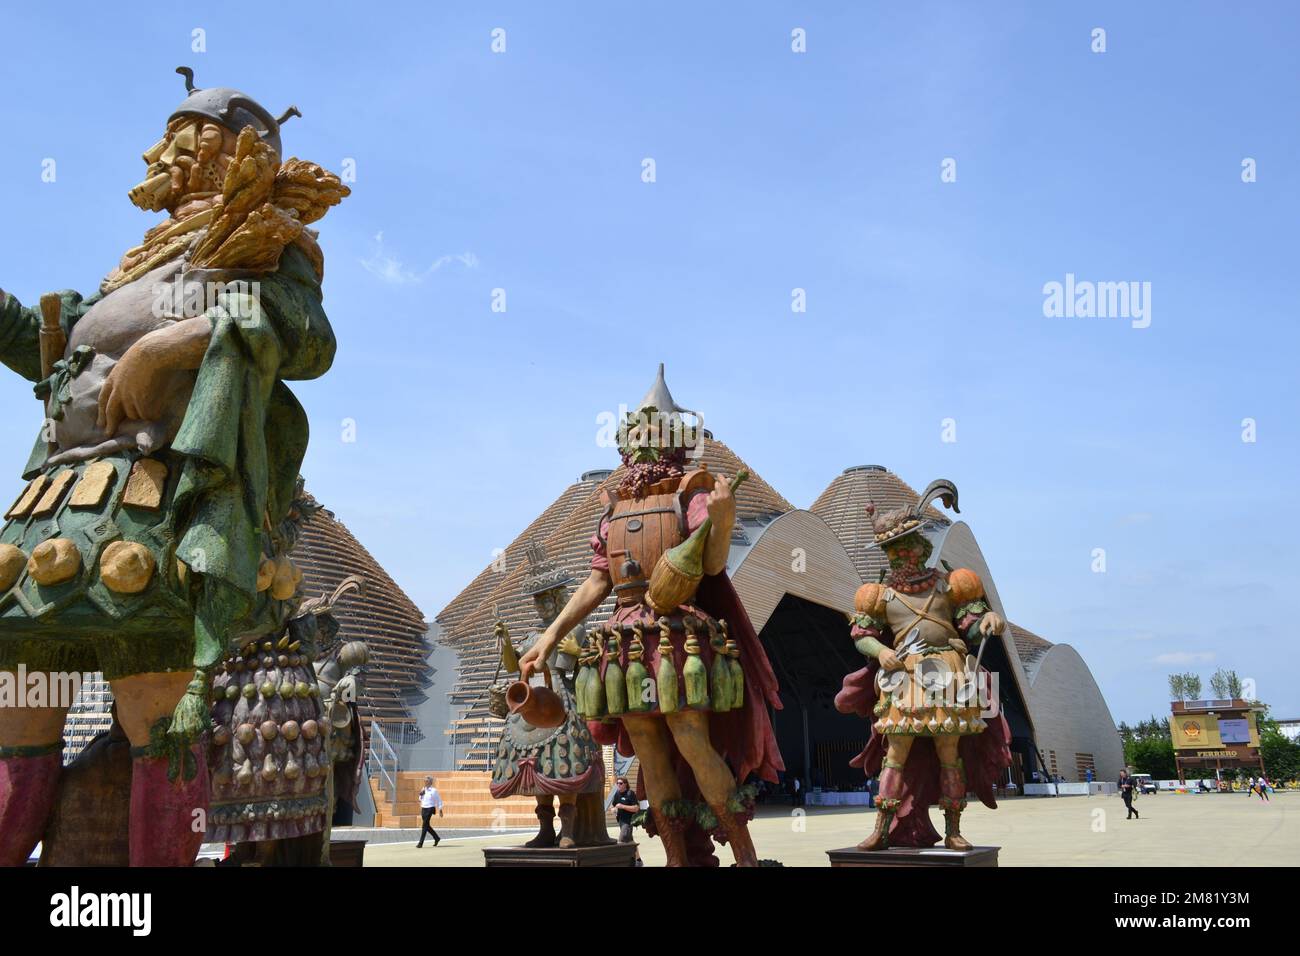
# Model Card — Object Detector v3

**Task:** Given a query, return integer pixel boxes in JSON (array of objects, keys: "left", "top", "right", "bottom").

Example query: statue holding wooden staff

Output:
[
  {"left": 0, "top": 67, "right": 347, "bottom": 866},
  {"left": 519, "top": 365, "right": 784, "bottom": 867}
]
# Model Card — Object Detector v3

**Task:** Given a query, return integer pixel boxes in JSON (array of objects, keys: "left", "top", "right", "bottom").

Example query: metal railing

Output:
[{"left": 368, "top": 720, "right": 401, "bottom": 814}]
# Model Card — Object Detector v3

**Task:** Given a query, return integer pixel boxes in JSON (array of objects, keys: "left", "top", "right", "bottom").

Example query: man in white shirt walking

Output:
[{"left": 417, "top": 776, "right": 443, "bottom": 848}]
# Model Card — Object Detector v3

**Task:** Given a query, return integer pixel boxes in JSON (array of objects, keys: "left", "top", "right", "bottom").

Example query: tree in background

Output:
[
  {"left": 1210, "top": 668, "right": 1243, "bottom": 699},
  {"left": 1167, "top": 672, "right": 1202, "bottom": 702},
  {"left": 1254, "top": 706, "right": 1300, "bottom": 784},
  {"left": 1168, "top": 674, "right": 1186, "bottom": 702},
  {"left": 1128, "top": 737, "right": 1177, "bottom": 779},
  {"left": 1118, "top": 714, "right": 1177, "bottom": 778}
]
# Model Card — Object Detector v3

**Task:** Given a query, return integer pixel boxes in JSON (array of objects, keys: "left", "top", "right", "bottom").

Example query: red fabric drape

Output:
[{"left": 489, "top": 755, "right": 602, "bottom": 799}]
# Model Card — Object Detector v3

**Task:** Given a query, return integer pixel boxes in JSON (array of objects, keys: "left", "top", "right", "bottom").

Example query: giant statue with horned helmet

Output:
[
  {"left": 0, "top": 68, "right": 348, "bottom": 866},
  {"left": 519, "top": 365, "right": 784, "bottom": 866},
  {"left": 834, "top": 479, "right": 1012, "bottom": 851}
]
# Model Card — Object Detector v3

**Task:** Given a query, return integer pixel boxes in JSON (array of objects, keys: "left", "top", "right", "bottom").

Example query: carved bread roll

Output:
[
  {"left": 28, "top": 538, "right": 81, "bottom": 585},
  {"left": 256, "top": 556, "right": 276, "bottom": 592},
  {"left": 0, "top": 543, "right": 26, "bottom": 590},
  {"left": 99, "top": 541, "right": 155, "bottom": 594},
  {"left": 270, "top": 556, "right": 298, "bottom": 600}
]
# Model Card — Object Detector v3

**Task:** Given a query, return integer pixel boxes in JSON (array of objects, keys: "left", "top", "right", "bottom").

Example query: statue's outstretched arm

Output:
[
  {"left": 0, "top": 288, "right": 84, "bottom": 383},
  {"left": 520, "top": 569, "right": 611, "bottom": 678}
]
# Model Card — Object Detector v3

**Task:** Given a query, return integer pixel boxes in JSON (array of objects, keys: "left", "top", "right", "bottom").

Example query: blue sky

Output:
[{"left": 0, "top": 2, "right": 1296, "bottom": 724}]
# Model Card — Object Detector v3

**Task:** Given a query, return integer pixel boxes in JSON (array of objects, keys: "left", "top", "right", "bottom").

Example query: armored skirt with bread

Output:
[{"left": 0, "top": 243, "right": 336, "bottom": 680}]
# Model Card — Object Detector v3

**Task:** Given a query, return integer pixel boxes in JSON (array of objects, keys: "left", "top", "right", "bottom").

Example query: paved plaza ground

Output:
[{"left": 362, "top": 791, "right": 1298, "bottom": 867}]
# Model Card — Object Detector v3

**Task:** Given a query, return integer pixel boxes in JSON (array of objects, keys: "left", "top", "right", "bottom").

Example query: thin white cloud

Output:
[
  {"left": 360, "top": 232, "right": 479, "bottom": 284},
  {"left": 1152, "top": 651, "right": 1215, "bottom": 665}
]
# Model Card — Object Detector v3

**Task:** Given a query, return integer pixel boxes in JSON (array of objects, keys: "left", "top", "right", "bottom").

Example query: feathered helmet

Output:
[
  {"left": 867, "top": 479, "right": 960, "bottom": 548},
  {"left": 291, "top": 574, "right": 365, "bottom": 655}
]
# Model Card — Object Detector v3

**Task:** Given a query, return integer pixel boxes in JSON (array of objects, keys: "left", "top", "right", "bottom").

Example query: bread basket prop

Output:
[{"left": 647, "top": 470, "right": 748, "bottom": 613}]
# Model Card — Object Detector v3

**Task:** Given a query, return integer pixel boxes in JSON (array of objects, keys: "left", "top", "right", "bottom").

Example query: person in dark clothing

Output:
[
  {"left": 1118, "top": 770, "right": 1139, "bottom": 819},
  {"left": 610, "top": 777, "right": 643, "bottom": 865}
]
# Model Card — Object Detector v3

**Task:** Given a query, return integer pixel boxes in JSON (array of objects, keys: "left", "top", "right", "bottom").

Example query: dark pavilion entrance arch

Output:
[
  {"left": 757, "top": 593, "right": 871, "bottom": 791},
  {"left": 756, "top": 592, "right": 1037, "bottom": 793}
]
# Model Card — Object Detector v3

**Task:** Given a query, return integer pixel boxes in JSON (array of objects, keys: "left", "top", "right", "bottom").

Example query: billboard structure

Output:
[{"left": 1168, "top": 699, "right": 1265, "bottom": 782}]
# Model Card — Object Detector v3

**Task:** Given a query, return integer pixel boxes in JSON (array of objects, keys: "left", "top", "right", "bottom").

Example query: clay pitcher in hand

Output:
[{"left": 505, "top": 666, "right": 565, "bottom": 728}]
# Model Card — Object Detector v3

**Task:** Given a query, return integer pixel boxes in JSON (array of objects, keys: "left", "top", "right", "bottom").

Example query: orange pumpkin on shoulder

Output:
[
  {"left": 947, "top": 567, "right": 984, "bottom": 605},
  {"left": 854, "top": 582, "right": 886, "bottom": 617}
]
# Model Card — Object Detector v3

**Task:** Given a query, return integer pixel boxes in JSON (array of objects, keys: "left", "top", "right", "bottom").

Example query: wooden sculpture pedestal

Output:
[
  {"left": 329, "top": 839, "right": 367, "bottom": 867},
  {"left": 483, "top": 843, "right": 639, "bottom": 868},
  {"left": 827, "top": 845, "right": 999, "bottom": 868}
]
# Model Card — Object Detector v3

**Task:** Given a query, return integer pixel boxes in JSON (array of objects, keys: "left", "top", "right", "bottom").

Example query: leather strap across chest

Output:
[{"left": 889, "top": 588, "right": 958, "bottom": 640}]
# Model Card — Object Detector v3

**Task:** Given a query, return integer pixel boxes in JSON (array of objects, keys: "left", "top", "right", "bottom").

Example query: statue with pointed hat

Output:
[
  {"left": 0, "top": 68, "right": 348, "bottom": 866},
  {"left": 833, "top": 480, "right": 1013, "bottom": 852},
  {"left": 519, "top": 365, "right": 784, "bottom": 866}
]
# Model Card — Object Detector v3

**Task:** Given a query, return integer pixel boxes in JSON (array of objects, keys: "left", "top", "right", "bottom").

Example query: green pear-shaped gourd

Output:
[
  {"left": 588, "top": 631, "right": 607, "bottom": 718},
  {"left": 707, "top": 623, "right": 732, "bottom": 713},
  {"left": 647, "top": 470, "right": 750, "bottom": 613},
  {"left": 574, "top": 662, "right": 589, "bottom": 718},
  {"left": 664, "top": 470, "right": 751, "bottom": 577},
  {"left": 656, "top": 622, "right": 679, "bottom": 714},
  {"left": 726, "top": 635, "right": 744, "bottom": 709},
  {"left": 683, "top": 635, "right": 709, "bottom": 709},
  {"left": 625, "top": 625, "right": 650, "bottom": 712},
  {"left": 604, "top": 631, "right": 627, "bottom": 715},
  {"left": 575, "top": 638, "right": 598, "bottom": 717}
]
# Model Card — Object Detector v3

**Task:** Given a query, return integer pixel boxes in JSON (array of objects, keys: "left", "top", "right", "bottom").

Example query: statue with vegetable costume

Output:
[
  {"left": 833, "top": 480, "right": 1012, "bottom": 851},
  {"left": 0, "top": 68, "right": 348, "bottom": 866},
  {"left": 518, "top": 365, "right": 784, "bottom": 867}
]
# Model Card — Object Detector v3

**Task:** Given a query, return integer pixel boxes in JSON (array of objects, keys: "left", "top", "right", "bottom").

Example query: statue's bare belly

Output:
[{"left": 49, "top": 258, "right": 197, "bottom": 466}]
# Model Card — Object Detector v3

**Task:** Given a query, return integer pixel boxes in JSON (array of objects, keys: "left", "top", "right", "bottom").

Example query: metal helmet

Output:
[{"left": 169, "top": 67, "right": 300, "bottom": 155}]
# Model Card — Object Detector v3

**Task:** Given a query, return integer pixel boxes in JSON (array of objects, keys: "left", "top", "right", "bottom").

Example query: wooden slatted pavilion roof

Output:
[
  {"left": 293, "top": 497, "right": 431, "bottom": 738},
  {"left": 1008, "top": 622, "right": 1054, "bottom": 674},
  {"left": 434, "top": 436, "right": 792, "bottom": 770},
  {"left": 809, "top": 465, "right": 949, "bottom": 585},
  {"left": 435, "top": 470, "right": 614, "bottom": 639}
]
